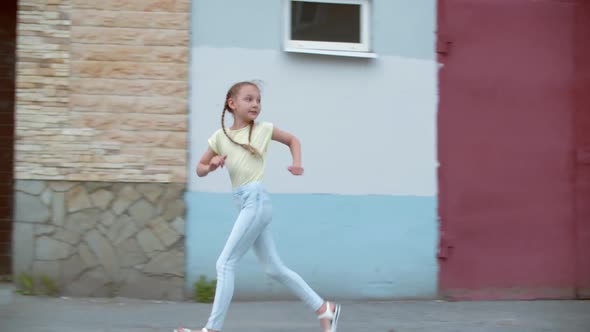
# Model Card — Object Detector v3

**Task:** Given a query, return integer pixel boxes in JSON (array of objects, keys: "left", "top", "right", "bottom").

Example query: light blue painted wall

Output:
[
  {"left": 191, "top": 0, "right": 437, "bottom": 60},
  {"left": 186, "top": 192, "right": 438, "bottom": 300},
  {"left": 186, "top": 0, "right": 439, "bottom": 300}
]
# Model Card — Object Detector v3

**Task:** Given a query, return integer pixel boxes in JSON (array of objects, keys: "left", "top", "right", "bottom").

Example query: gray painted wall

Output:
[{"left": 191, "top": 0, "right": 436, "bottom": 60}]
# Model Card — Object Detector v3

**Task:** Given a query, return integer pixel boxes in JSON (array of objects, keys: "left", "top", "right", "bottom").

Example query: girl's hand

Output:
[
  {"left": 208, "top": 155, "right": 227, "bottom": 172},
  {"left": 288, "top": 165, "right": 304, "bottom": 176}
]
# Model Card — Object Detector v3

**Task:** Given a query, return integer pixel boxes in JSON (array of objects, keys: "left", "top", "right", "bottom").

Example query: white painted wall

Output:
[{"left": 189, "top": 47, "right": 437, "bottom": 196}]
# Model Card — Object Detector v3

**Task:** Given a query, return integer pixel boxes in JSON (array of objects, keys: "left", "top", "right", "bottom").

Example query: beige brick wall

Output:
[{"left": 16, "top": 0, "right": 190, "bottom": 183}]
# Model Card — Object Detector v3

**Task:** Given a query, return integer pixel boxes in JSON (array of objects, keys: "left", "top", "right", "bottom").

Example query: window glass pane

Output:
[{"left": 291, "top": 1, "right": 361, "bottom": 43}]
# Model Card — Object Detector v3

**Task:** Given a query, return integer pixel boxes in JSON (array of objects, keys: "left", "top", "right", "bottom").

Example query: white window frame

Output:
[{"left": 283, "top": 0, "right": 375, "bottom": 58}]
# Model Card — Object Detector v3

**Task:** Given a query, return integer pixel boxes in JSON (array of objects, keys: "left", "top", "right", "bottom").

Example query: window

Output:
[{"left": 284, "top": 0, "right": 374, "bottom": 58}]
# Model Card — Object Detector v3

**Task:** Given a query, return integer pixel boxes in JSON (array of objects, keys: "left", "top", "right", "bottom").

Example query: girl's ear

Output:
[{"left": 227, "top": 98, "right": 236, "bottom": 112}]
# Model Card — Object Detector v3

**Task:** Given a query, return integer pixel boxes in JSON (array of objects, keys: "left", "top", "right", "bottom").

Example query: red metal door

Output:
[
  {"left": 573, "top": 0, "right": 590, "bottom": 299},
  {"left": 437, "top": 0, "right": 582, "bottom": 299}
]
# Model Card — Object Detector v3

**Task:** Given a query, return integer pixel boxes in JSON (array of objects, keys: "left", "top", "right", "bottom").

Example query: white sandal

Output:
[
  {"left": 317, "top": 301, "right": 341, "bottom": 332},
  {"left": 174, "top": 328, "right": 208, "bottom": 332}
]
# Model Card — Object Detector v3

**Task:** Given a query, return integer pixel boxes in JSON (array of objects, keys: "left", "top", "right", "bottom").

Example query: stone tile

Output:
[
  {"left": 107, "top": 214, "right": 138, "bottom": 245},
  {"left": 36, "top": 236, "right": 74, "bottom": 260},
  {"left": 143, "top": 250, "right": 183, "bottom": 277},
  {"left": 160, "top": 198, "right": 185, "bottom": 222},
  {"left": 49, "top": 181, "right": 77, "bottom": 192},
  {"left": 63, "top": 267, "right": 107, "bottom": 297},
  {"left": 159, "top": 184, "right": 183, "bottom": 205},
  {"left": 128, "top": 199, "right": 157, "bottom": 228},
  {"left": 71, "top": 78, "right": 188, "bottom": 98},
  {"left": 137, "top": 228, "right": 164, "bottom": 258},
  {"left": 65, "top": 208, "right": 101, "bottom": 235},
  {"left": 85, "top": 182, "right": 112, "bottom": 193},
  {"left": 92, "top": 281, "right": 119, "bottom": 298},
  {"left": 118, "top": 269, "right": 166, "bottom": 300},
  {"left": 72, "top": 0, "right": 190, "bottom": 12},
  {"left": 148, "top": 217, "right": 180, "bottom": 247},
  {"left": 70, "top": 94, "right": 186, "bottom": 114},
  {"left": 66, "top": 185, "right": 92, "bottom": 213},
  {"left": 71, "top": 43, "right": 188, "bottom": 62},
  {"left": 168, "top": 183, "right": 185, "bottom": 196},
  {"left": 16, "top": 180, "right": 46, "bottom": 195},
  {"left": 62, "top": 254, "right": 85, "bottom": 284},
  {"left": 78, "top": 243, "right": 99, "bottom": 268},
  {"left": 116, "top": 238, "right": 148, "bottom": 268},
  {"left": 14, "top": 192, "right": 51, "bottom": 223},
  {"left": 40, "top": 188, "right": 52, "bottom": 206},
  {"left": 53, "top": 228, "right": 81, "bottom": 245},
  {"left": 71, "top": 26, "right": 188, "bottom": 47},
  {"left": 136, "top": 183, "right": 163, "bottom": 203},
  {"left": 99, "top": 210, "right": 116, "bottom": 227},
  {"left": 72, "top": 10, "right": 190, "bottom": 30},
  {"left": 89, "top": 189, "right": 114, "bottom": 209},
  {"left": 171, "top": 217, "right": 185, "bottom": 236},
  {"left": 97, "top": 223, "right": 108, "bottom": 237},
  {"left": 111, "top": 185, "right": 141, "bottom": 215},
  {"left": 35, "top": 225, "right": 56, "bottom": 236},
  {"left": 84, "top": 230, "right": 120, "bottom": 281},
  {"left": 74, "top": 113, "right": 187, "bottom": 132},
  {"left": 163, "top": 276, "right": 185, "bottom": 301},
  {"left": 111, "top": 183, "right": 126, "bottom": 194},
  {"left": 13, "top": 223, "right": 35, "bottom": 274},
  {"left": 51, "top": 192, "right": 66, "bottom": 226}
]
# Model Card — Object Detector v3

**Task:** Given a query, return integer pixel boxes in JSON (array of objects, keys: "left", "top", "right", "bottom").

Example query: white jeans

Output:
[{"left": 205, "top": 182, "right": 324, "bottom": 331}]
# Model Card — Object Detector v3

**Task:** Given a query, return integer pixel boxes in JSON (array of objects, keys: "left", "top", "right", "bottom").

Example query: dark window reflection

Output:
[{"left": 291, "top": 1, "right": 361, "bottom": 43}]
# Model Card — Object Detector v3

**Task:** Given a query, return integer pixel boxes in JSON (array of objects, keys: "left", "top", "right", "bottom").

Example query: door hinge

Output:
[
  {"left": 577, "top": 148, "right": 590, "bottom": 164},
  {"left": 437, "top": 35, "right": 452, "bottom": 55},
  {"left": 437, "top": 232, "right": 454, "bottom": 259}
]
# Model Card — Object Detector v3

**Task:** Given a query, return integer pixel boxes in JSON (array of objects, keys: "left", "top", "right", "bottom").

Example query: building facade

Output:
[
  {"left": 4, "top": 0, "right": 589, "bottom": 301},
  {"left": 12, "top": 0, "right": 190, "bottom": 299}
]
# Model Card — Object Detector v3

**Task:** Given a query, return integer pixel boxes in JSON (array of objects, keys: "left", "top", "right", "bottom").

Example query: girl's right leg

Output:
[{"left": 202, "top": 196, "right": 269, "bottom": 332}]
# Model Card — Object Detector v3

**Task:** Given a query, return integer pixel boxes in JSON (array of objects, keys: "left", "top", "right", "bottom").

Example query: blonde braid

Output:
[
  {"left": 246, "top": 121, "right": 260, "bottom": 156},
  {"left": 221, "top": 89, "right": 261, "bottom": 157},
  {"left": 248, "top": 121, "right": 254, "bottom": 144}
]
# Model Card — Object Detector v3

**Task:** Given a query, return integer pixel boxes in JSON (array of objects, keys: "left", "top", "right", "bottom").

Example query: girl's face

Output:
[{"left": 229, "top": 84, "right": 261, "bottom": 122}]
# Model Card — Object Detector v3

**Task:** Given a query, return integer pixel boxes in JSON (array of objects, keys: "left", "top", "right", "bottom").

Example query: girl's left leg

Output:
[
  {"left": 253, "top": 227, "right": 341, "bottom": 332},
  {"left": 253, "top": 227, "right": 323, "bottom": 309}
]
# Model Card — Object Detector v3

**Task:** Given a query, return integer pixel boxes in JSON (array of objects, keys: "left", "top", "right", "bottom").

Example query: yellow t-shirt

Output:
[{"left": 208, "top": 122, "right": 274, "bottom": 188}]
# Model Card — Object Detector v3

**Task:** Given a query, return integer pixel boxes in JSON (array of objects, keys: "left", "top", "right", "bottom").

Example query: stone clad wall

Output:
[
  {"left": 13, "top": 180, "right": 186, "bottom": 299},
  {"left": 16, "top": 0, "right": 189, "bottom": 182},
  {"left": 14, "top": 0, "right": 191, "bottom": 299}
]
